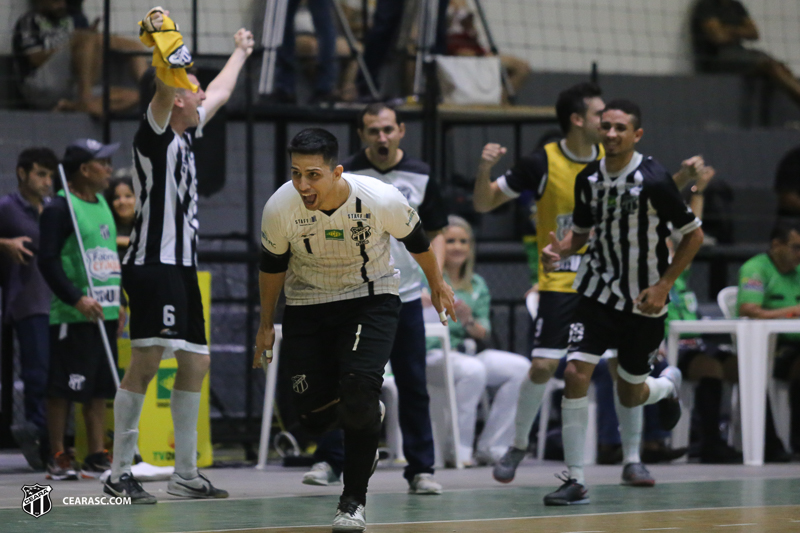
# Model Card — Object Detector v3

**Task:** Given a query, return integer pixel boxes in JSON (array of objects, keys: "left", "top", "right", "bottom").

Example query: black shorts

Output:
[
  {"left": 122, "top": 264, "right": 208, "bottom": 354},
  {"left": 48, "top": 321, "right": 118, "bottom": 402},
  {"left": 281, "top": 294, "right": 401, "bottom": 416},
  {"left": 566, "top": 296, "right": 665, "bottom": 381},
  {"left": 532, "top": 291, "right": 581, "bottom": 359}
]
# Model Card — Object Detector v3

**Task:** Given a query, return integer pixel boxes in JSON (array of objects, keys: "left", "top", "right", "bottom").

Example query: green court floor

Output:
[{"left": 3, "top": 477, "right": 800, "bottom": 533}]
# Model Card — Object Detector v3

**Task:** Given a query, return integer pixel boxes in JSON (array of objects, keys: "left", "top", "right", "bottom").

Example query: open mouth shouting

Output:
[
  {"left": 301, "top": 192, "right": 318, "bottom": 208},
  {"left": 377, "top": 146, "right": 389, "bottom": 157}
]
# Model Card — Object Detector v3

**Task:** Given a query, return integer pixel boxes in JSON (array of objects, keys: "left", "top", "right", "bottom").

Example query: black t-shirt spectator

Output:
[
  {"left": 691, "top": 0, "right": 750, "bottom": 62},
  {"left": 775, "top": 145, "right": 800, "bottom": 217},
  {"left": 12, "top": 11, "right": 88, "bottom": 78}
]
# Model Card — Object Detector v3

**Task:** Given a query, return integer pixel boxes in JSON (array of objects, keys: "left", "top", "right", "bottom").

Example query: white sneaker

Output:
[
  {"left": 332, "top": 499, "right": 366, "bottom": 531},
  {"left": 302, "top": 461, "right": 341, "bottom": 486},
  {"left": 408, "top": 473, "right": 443, "bottom": 495},
  {"left": 167, "top": 471, "right": 229, "bottom": 498}
]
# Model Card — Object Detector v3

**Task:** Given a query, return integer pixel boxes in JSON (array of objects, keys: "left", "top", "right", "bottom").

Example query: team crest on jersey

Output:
[
  {"left": 99, "top": 224, "right": 110, "bottom": 240},
  {"left": 620, "top": 195, "right": 639, "bottom": 214},
  {"left": 167, "top": 44, "right": 193, "bottom": 67},
  {"left": 292, "top": 374, "right": 308, "bottom": 394},
  {"left": 21, "top": 484, "right": 52, "bottom": 518},
  {"left": 350, "top": 226, "right": 371, "bottom": 245},
  {"left": 68, "top": 373, "right": 86, "bottom": 391}
]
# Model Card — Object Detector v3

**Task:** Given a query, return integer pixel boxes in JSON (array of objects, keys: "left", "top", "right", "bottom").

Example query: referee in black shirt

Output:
[
  {"left": 103, "top": 8, "right": 255, "bottom": 504},
  {"left": 540, "top": 100, "right": 704, "bottom": 506}
]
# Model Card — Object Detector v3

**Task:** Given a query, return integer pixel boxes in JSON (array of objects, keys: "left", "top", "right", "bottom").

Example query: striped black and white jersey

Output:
[
  {"left": 342, "top": 150, "right": 447, "bottom": 303},
  {"left": 261, "top": 173, "right": 421, "bottom": 305},
  {"left": 124, "top": 105, "right": 207, "bottom": 268},
  {"left": 572, "top": 152, "right": 701, "bottom": 316}
]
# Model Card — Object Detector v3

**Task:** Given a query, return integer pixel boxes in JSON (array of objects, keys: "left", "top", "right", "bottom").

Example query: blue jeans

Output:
[
  {"left": 14, "top": 315, "right": 49, "bottom": 433},
  {"left": 314, "top": 298, "right": 435, "bottom": 482},
  {"left": 275, "top": 0, "right": 338, "bottom": 95}
]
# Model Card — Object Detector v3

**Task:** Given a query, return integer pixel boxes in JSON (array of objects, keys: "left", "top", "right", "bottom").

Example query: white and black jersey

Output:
[
  {"left": 124, "top": 105, "right": 207, "bottom": 268},
  {"left": 341, "top": 150, "right": 447, "bottom": 303},
  {"left": 261, "top": 173, "right": 421, "bottom": 305},
  {"left": 572, "top": 152, "right": 701, "bottom": 316}
]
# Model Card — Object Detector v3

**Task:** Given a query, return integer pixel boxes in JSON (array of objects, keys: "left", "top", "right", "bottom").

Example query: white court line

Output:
[
  {"left": 714, "top": 525, "right": 755, "bottom": 528},
  {"left": 163, "top": 503, "right": 800, "bottom": 533},
  {"left": 641, "top": 528, "right": 681, "bottom": 531}
]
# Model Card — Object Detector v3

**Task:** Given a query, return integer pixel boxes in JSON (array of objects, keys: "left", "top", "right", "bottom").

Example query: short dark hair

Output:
[
  {"left": 288, "top": 128, "right": 339, "bottom": 169},
  {"left": 770, "top": 221, "right": 800, "bottom": 243},
  {"left": 357, "top": 103, "right": 402, "bottom": 130},
  {"left": 602, "top": 99, "right": 642, "bottom": 129},
  {"left": 16, "top": 147, "right": 58, "bottom": 179},
  {"left": 555, "top": 82, "right": 602, "bottom": 134}
]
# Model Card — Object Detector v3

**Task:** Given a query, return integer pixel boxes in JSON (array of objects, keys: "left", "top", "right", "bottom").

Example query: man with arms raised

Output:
[{"left": 104, "top": 7, "right": 254, "bottom": 503}]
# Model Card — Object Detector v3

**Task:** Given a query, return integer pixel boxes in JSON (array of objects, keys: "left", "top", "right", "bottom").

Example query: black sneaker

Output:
[
  {"left": 104, "top": 473, "right": 157, "bottom": 504},
  {"left": 11, "top": 422, "right": 44, "bottom": 471},
  {"left": 543, "top": 472, "right": 590, "bottom": 506},
  {"left": 657, "top": 366, "right": 682, "bottom": 431},
  {"left": 81, "top": 450, "right": 111, "bottom": 479},
  {"left": 493, "top": 446, "right": 526, "bottom": 483}
]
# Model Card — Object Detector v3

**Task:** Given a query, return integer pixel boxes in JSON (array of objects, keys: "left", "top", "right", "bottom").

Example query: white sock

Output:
[
  {"left": 171, "top": 389, "right": 201, "bottom": 478},
  {"left": 111, "top": 389, "right": 145, "bottom": 483},
  {"left": 561, "top": 396, "right": 589, "bottom": 485},
  {"left": 614, "top": 386, "right": 643, "bottom": 465},
  {"left": 644, "top": 376, "right": 674, "bottom": 405},
  {"left": 513, "top": 379, "right": 548, "bottom": 450}
]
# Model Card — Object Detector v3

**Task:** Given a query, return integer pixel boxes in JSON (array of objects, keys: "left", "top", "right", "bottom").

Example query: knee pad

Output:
[
  {"left": 298, "top": 403, "right": 339, "bottom": 436},
  {"left": 337, "top": 373, "right": 381, "bottom": 432}
]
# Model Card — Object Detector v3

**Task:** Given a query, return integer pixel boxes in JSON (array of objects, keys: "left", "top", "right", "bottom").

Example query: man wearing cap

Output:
[{"left": 38, "top": 138, "right": 123, "bottom": 481}]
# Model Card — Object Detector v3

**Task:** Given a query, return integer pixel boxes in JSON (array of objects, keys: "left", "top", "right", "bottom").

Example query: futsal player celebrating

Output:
[
  {"left": 104, "top": 8, "right": 254, "bottom": 503},
  {"left": 541, "top": 100, "right": 704, "bottom": 505},
  {"left": 254, "top": 128, "right": 455, "bottom": 532}
]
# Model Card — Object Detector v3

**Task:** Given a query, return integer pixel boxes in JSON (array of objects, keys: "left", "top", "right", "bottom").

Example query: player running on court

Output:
[
  {"left": 540, "top": 99, "right": 704, "bottom": 505},
  {"left": 254, "top": 128, "right": 455, "bottom": 532}
]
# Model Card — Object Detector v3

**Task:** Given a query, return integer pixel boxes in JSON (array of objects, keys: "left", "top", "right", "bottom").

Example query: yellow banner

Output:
[{"left": 76, "top": 271, "right": 213, "bottom": 467}]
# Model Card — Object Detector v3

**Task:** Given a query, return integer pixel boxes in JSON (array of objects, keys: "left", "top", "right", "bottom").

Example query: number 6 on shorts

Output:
[{"left": 163, "top": 305, "right": 176, "bottom": 327}]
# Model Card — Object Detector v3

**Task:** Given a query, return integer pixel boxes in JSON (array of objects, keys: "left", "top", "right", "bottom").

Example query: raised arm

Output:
[
  {"left": 203, "top": 29, "right": 254, "bottom": 123},
  {"left": 473, "top": 143, "right": 513, "bottom": 212}
]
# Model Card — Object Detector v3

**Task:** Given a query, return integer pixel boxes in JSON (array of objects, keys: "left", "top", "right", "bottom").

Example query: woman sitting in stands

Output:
[{"left": 423, "top": 215, "right": 529, "bottom": 466}]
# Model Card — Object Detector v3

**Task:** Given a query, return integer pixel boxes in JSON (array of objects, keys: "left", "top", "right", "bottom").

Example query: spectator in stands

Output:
[
  {"left": 356, "top": 0, "right": 449, "bottom": 100},
  {"left": 0, "top": 147, "right": 58, "bottom": 471},
  {"left": 774, "top": 144, "right": 800, "bottom": 224},
  {"left": 737, "top": 221, "right": 800, "bottom": 461},
  {"left": 269, "top": 0, "right": 339, "bottom": 106},
  {"left": 445, "top": 0, "right": 531, "bottom": 99},
  {"left": 103, "top": 173, "right": 135, "bottom": 259},
  {"left": 13, "top": 0, "right": 148, "bottom": 115},
  {"left": 423, "top": 215, "right": 530, "bottom": 465},
  {"left": 691, "top": 0, "right": 800, "bottom": 107}
]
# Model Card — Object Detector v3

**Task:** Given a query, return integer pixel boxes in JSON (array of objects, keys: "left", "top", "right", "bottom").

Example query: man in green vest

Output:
[{"left": 38, "top": 139, "right": 123, "bottom": 481}]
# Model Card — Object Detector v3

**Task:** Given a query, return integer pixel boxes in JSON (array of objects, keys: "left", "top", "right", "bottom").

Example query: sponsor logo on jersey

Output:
[
  {"left": 100, "top": 224, "right": 110, "bottom": 240},
  {"left": 84, "top": 246, "right": 121, "bottom": 281},
  {"left": 166, "top": 44, "right": 193, "bottom": 67},
  {"left": 325, "top": 229, "right": 344, "bottom": 240},
  {"left": 742, "top": 277, "right": 764, "bottom": 292},
  {"left": 21, "top": 483, "right": 52, "bottom": 518},
  {"left": 347, "top": 213, "right": 370, "bottom": 220},
  {"left": 294, "top": 216, "right": 317, "bottom": 226},
  {"left": 350, "top": 226, "right": 371, "bottom": 245},
  {"left": 406, "top": 209, "right": 416, "bottom": 226},
  {"left": 262, "top": 231, "right": 277, "bottom": 249}
]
